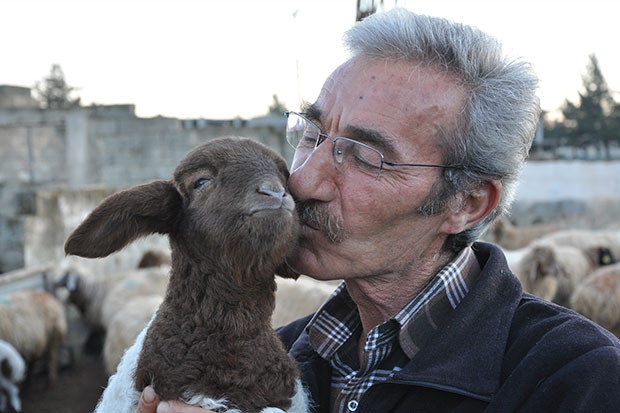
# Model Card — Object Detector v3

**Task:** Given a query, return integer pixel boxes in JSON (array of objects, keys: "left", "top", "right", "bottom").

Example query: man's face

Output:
[{"left": 286, "top": 56, "right": 466, "bottom": 281}]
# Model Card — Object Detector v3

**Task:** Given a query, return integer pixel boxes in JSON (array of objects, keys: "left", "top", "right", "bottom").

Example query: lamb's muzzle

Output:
[{"left": 251, "top": 181, "right": 295, "bottom": 213}]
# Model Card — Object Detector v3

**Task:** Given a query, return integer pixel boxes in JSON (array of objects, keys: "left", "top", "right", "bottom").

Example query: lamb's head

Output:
[
  {"left": 64, "top": 137, "right": 299, "bottom": 278},
  {"left": 171, "top": 137, "right": 299, "bottom": 273}
]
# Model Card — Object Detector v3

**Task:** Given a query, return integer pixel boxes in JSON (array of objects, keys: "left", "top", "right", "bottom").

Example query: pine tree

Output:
[
  {"left": 561, "top": 54, "right": 617, "bottom": 159},
  {"left": 33, "top": 64, "right": 81, "bottom": 109}
]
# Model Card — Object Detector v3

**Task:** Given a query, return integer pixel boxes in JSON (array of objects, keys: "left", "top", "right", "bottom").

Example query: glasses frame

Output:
[{"left": 285, "top": 111, "right": 462, "bottom": 180}]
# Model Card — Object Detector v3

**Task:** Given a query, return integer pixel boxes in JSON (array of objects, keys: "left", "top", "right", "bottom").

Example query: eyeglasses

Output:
[{"left": 285, "top": 111, "right": 461, "bottom": 181}]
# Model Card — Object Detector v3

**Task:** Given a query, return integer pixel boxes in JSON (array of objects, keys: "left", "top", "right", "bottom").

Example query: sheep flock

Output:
[{"left": 484, "top": 220, "right": 620, "bottom": 338}]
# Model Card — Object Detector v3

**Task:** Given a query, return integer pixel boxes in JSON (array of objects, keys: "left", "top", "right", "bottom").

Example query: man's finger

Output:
[{"left": 136, "top": 386, "right": 159, "bottom": 413}]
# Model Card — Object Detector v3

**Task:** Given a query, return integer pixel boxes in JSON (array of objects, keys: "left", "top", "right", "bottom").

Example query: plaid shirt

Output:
[{"left": 306, "top": 247, "right": 481, "bottom": 413}]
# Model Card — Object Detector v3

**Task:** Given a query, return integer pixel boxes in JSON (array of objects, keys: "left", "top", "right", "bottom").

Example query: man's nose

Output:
[{"left": 288, "top": 143, "right": 337, "bottom": 202}]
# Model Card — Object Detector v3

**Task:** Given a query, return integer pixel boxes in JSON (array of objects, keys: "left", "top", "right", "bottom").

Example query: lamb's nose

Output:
[
  {"left": 257, "top": 182, "right": 294, "bottom": 212},
  {"left": 259, "top": 186, "right": 286, "bottom": 200}
]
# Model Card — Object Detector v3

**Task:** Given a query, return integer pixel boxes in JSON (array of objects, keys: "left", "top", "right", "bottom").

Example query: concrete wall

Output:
[
  {"left": 0, "top": 85, "right": 38, "bottom": 109},
  {"left": 510, "top": 160, "right": 620, "bottom": 228},
  {"left": 24, "top": 186, "right": 169, "bottom": 277},
  {"left": 0, "top": 103, "right": 289, "bottom": 273},
  {"left": 0, "top": 106, "right": 291, "bottom": 187}
]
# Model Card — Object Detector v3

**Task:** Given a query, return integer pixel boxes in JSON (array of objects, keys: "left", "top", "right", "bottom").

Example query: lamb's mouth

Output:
[{"left": 249, "top": 202, "right": 296, "bottom": 215}]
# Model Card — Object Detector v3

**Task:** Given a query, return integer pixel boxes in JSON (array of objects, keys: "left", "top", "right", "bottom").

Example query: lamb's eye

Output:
[{"left": 193, "top": 178, "right": 211, "bottom": 189}]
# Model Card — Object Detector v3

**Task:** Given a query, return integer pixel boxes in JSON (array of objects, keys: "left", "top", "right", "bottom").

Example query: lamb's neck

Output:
[{"left": 164, "top": 262, "right": 276, "bottom": 335}]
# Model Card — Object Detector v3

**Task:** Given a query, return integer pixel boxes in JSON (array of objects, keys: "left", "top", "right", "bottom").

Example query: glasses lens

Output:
[
  {"left": 285, "top": 113, "right": 385, "bottom": 180},
  {"left": 286, "top": 113, "right": 318, "bottom": 150},
  {"left": 334, "top": 138, "right": 383, "bottom": 180}
]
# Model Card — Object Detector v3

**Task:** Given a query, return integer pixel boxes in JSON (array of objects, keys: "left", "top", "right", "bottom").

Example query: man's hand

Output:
[{"left": 137, "top": 386, "right": 214, "bottom": 413}]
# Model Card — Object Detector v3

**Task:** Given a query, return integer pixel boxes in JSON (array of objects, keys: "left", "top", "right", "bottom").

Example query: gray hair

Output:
[{"left": 344, "top": 8, "right": 541, "bottom": 252}]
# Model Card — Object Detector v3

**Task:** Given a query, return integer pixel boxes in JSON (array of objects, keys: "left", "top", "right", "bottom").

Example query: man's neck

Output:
[{"left": 344, "top": 248, "right": 456, "bottom": 340}]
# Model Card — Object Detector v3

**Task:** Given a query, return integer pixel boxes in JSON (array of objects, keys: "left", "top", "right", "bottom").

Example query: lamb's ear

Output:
[
  {"left": 275, "top": 261, "right": 300, "bottom": 280},
  {"left": 65, "top": 180, "right": 182, "bottom": 258}
]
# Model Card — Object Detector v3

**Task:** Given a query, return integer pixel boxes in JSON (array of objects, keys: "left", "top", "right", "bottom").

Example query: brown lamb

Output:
[{"left": 64, "top": 137, "right": 303, "bottom": 412}]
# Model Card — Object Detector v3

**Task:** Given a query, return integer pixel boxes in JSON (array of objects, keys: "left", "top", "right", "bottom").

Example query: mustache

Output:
[{"left": 296, "top": 200, "right": 344, "bottom": 243}]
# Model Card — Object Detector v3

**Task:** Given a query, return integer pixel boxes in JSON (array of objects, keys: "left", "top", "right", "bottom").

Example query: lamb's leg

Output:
[
  {"left": 48, "top": 328, "right": 62, "bottom": 386},
  {"left": 0, "top": 375, "right": 21, "bottom": 412}
]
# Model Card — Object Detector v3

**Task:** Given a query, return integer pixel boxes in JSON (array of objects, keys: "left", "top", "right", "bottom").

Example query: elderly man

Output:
[{"left": 138, "top": 8, "right": 620, "bottom": 413}]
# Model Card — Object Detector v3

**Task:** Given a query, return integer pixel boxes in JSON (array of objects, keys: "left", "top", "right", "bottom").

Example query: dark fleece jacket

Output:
[{"left": 278, "top": 242, "right": 620, "bottom": 412}]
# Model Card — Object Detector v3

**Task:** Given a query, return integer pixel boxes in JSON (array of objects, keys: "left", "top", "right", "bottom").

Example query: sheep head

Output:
[
  {"left": 521, "top": 244, "right": 563, "bottom": 302},
  {"left": 64, "top": 137, "right": 300, "bottom": 279}
]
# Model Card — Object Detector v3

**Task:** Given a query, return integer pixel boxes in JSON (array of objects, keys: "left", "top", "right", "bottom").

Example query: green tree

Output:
[
  {"left": 608, "top": 96, "right": 620, "bottom": 144},
  {"left": 561, "top": 54, "right": 618, "bottom": 159},
  {"left": 34, "top": 64, "right": 81, "bottom": 109},
  {"left": 267, "top": 94, "right": 287, "bottom": 115}
]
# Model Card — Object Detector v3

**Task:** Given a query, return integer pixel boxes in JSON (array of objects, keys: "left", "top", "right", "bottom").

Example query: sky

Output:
[{"left": 1, "top": 0, "right": 618, "bottom": 120}]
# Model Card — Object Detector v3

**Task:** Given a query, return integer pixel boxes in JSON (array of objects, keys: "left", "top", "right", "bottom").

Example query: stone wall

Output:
[
  {"left": 510, "top": 160, "right": 620, "bottom": 228},
  {"left": 0, "top": 105, "right": 291, "bottom": 190},
  {"left": 0, "top": 103, "right": 289, "bottom": 273},
  {"left": 24, "top": 186, "right": 169, "bottom": 277}
]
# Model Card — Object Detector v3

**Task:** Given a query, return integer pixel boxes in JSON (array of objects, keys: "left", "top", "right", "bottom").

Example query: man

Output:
[{"left": 138, "top": 8, "right": 620, "bottom": 413}]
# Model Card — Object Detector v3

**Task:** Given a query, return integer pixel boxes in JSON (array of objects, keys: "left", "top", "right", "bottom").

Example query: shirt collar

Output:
[
  {"left": 398, "top": 246, "right": 481, "bottom": 358},
  {"left": 307, "top": 246, "right": 481, "bottom": 360}
]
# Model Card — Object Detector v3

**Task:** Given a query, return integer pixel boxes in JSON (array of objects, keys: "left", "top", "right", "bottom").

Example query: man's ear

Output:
[{"left": 440, "top": 180, "right": 501, "bottom": 235}]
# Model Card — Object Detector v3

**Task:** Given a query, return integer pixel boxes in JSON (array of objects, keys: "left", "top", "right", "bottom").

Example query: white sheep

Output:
[
  {"left": 531, "top": 229, "right": 620, "bottom": 261},
  {"left": 511, "top": 241, "right": 614, "bottom": 307},
  {"left": 54, "top": 263, "right": 131, "bottom": 332},
  {"left": 55, "top": 251, "right": 171, "bottom": 333},
  {"left": 0, "top": 339, "right": 26, "bottom": 412},
  {"left": 64, "top": 137, "right": 309, "bottom": 413},
  {"left": 273, "top": 276, "right": 339, "bottom": 328},
  {"left": 513, "top": 243, "right": 586, "bottom": 306},
  {"left": 483, "top": 215, "right": 559, "bottom": 250},
  {"left": 103, "top": 294, "right": 163, "bottom": 376},
  {"left": 66, "top": 261, "right": 168, "bottom": 376},
  {"left": 0, "top": 290, "right": 67, "bottom": 387},
  {"left": 570, "top": 262, "right": 620, "bottom": 338},
  {"left": 508, "top": 229, "right": 620, "bottom": 305},
  {"left": 99, "top": 266, "right": 169, "bottom": 330}
]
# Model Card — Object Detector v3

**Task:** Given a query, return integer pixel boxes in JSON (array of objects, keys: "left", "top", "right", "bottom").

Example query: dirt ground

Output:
[{"left": 18, "top": 350, "right": 108, "bottom": 413}]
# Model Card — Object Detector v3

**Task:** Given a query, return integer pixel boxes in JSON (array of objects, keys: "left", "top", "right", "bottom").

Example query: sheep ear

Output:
[
  {"left": 64, "top": 180, "right": 181, "bottom": 258},
  {"left": 275, "top": 261, "right": 300, "bottom": 280}
]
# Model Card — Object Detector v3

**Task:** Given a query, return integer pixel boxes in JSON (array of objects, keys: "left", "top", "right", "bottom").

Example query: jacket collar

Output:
[{"left": 390, "top": 242, "right": 523, "bottom": 401}]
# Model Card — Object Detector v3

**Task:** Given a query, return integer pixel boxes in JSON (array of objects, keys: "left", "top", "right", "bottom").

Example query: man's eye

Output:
[
  {"left": 297, "top": 133, "right": 317, "bottom": 148},
  {"left": 193, "top": 178, "right": 211, "bottom": 189}
]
